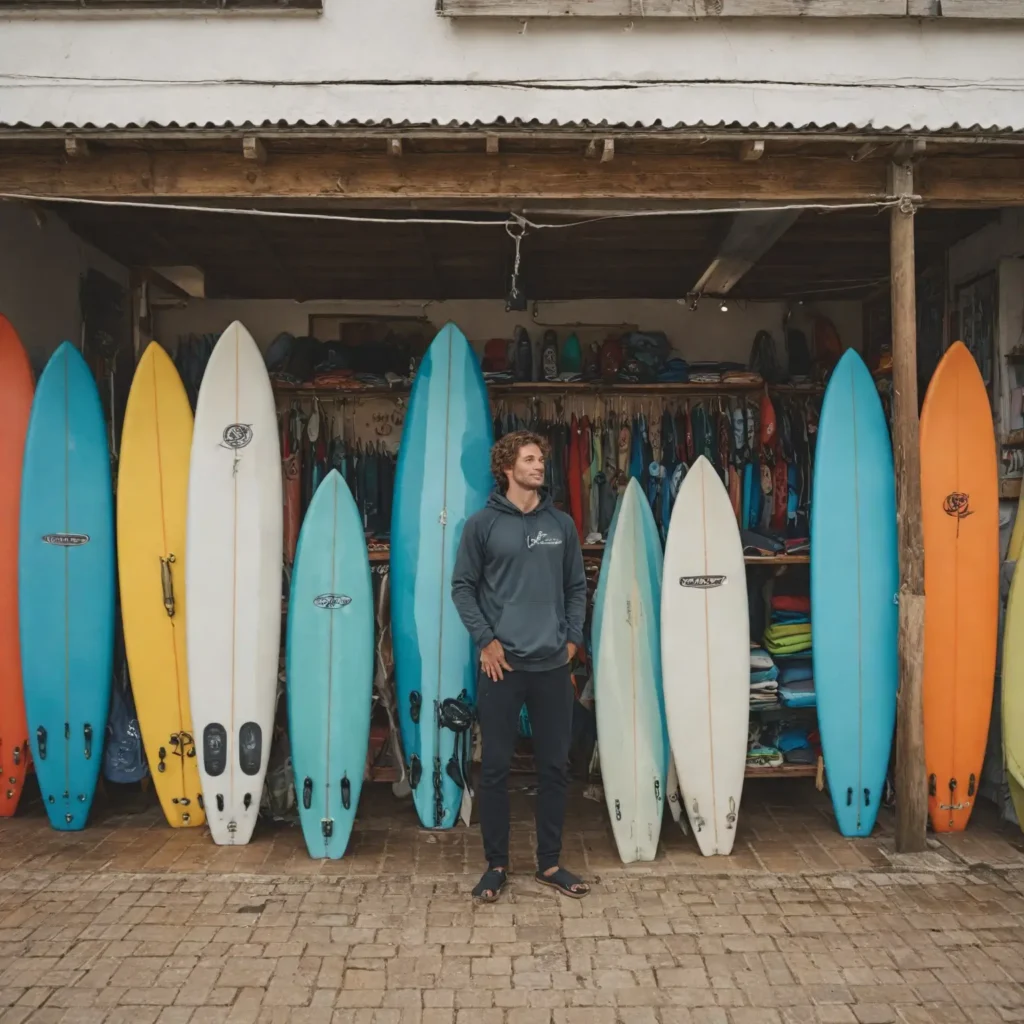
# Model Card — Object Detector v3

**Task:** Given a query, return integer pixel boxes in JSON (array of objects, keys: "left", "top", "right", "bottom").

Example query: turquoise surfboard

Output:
[
  {"left": 19, "top": 342, "right": 114, "bottom": 831},
  {"left": 811, "top": 348, "right": 898, "bottom": 837},
  {"left": 391, "top": 323, "right": 493, "bottom": 829},
  {"left": 287, "top": 469, "right": 374, "bottom": 858}
]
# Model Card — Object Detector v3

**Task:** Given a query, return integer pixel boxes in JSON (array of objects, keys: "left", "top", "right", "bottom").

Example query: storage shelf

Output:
[
  {"left": 273, "top": 380, "right": 825, "bottom": 400},
  {"left": 1004, "top": 429, "right": 1024, "bottom": 449},
  {"left": 1002, "top": 477, "right": 1022, "bottom": 500},
  {"left": 744, "top": 762, "right": 819, "bottom": 779}
]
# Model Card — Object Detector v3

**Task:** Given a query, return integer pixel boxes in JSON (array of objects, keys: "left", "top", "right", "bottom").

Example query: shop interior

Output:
[{"left": 0, "top": 188, "right": 1016, "bottom": 843}]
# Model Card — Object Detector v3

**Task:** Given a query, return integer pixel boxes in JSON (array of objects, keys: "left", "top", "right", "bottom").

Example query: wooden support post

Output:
[
  {"left": 388, "top": 138, "right": 403, "bottom": 158},
  {"left": 889, "top": 159, "right": 927, "bottom": 854},
  {"left": 485, "top": 134, "right": 500, "bottom": 155}
]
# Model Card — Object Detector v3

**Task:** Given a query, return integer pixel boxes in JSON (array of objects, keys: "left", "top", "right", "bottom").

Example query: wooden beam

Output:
[
  {"left": 889, "top": 160, "right": 927, "bottom": 856},
  {"left": 740, "top": 140, "right": 765, "bottom": 162},
  {"left": 242, "top": 136, "right": 267, "bottom": 164},
  {"left": 2, "top": 148, "right": 1021, "bottom": 204},
  {"left": 439, "top": 0, "right": 907, "bottom": 15},
  {"left": 935, "top": 0, "right": 1024, "bottom": 16},
  {"left": 388, "top": 138, "right": 403, "bottom": 159},
  {"left": 64, "top": 137, "right": 90, "bottom": 160},
  {"left": 691, "top": 208, "right": 801, "bottom": 295},
  {"left": 134, "top": 266, "right": 191, "bottom": 302},
  {"left": 486, "top": 134, "right": 500, "bottom": 156}
]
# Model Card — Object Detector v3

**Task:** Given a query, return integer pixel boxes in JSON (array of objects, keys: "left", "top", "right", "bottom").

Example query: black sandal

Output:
[
  {"left": 535, "top": 867, "right": 590, "bottom": 899},
  {"left": 472, "top": 867, "right": 508, "bottom": 904}
]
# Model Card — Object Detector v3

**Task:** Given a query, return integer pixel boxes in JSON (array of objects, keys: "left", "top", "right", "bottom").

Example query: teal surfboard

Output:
[
  {"left": 19, "top": 342, "right": 114, "bottom": 831},
  {"left": 811, "top": 349, "right": 898, "bottom": 837},
  {"left": 391, "top": 323, "right": 493, "bottom": 829},
  {"left": 287, "top": 469, "right": 374, "bottom": 858}
]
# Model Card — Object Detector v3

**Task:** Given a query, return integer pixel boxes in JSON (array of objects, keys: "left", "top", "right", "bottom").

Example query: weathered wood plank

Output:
[
  {"left": 889, "top": 160, "right": 927, "bottom": 855},
  {"left": 0, "top": 149, "right": 1022, "bottom": 205},
  {"left": 0, "top": 149, "right": 891, "bottom": 201},
  {"left": 936, "top": 0, "right": 1024, "bottom": 16},
  {"left": 438, "top": 0, "right": 906, "bottom": 16}
]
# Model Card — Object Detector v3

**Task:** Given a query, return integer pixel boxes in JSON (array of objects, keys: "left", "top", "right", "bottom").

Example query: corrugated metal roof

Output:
[{"left": 2, "top": 80, "right": 1024, "bottom": 139}]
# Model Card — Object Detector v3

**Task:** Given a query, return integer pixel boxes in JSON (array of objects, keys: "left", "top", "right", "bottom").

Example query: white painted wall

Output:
[
  {"left": 0, "top": 201, "right": 129, "bottom": 370},
  {"left": 0, "top": 5, "right": 1023, "bottom": 134},
  {"left": 153, "top": 296, "right": 861, "bottom": 366}
]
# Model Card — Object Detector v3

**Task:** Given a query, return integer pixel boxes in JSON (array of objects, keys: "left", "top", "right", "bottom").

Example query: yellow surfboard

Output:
[
  {"left": 1003, "top": 558, "right": 1024, "bottom": 830},
  {"left": 117, "top": 342, "right": 204, "bottom": 827}
]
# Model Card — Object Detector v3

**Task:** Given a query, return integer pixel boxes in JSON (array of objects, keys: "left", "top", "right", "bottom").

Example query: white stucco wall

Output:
[{"left": 1, "top": 5, "right": 1023, "bottom": 134}]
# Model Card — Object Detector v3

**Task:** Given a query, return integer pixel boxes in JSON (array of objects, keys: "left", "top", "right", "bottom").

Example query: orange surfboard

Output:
[
  {"left": 921, "top": 340, "right": 998, "bottom": 832},
  {"left": 0, "top": 316, "right": 34, "bottom": 816}
]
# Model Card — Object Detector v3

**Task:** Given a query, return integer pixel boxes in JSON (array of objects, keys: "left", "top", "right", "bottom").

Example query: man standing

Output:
[{"left": 452, "top": 430, "right": 591, "bottom": 902}]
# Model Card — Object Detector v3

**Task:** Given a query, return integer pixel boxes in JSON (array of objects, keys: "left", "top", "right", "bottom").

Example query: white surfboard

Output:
[
  {"left": 595, "top": 479, "right": 667, "bottom": 863},
  {"left": 186, "top": 321, "right": 283, "bottom": 846},
  {"left": 661, "top": 455, "right": 748, "bottom": 856}
]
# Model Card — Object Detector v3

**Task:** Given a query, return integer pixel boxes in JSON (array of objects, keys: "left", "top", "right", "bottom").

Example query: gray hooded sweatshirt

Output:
[{"left": 451, "top": 490, "right": 587, "bottom": 673}]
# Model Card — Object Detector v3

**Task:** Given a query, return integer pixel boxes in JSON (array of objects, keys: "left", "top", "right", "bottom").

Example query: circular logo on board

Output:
[
  {"left": 314, "top": 594, "right": 352, "bottom": 610},
  {"left": 943, "top": 491, "right": 973, "bottom": 520},
  {"left": 221, "top": 424, "right": 253, "bottom": 450}
]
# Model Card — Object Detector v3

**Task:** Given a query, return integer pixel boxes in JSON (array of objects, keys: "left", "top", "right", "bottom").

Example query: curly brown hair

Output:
[{"left": 491, "top": 430, "right": 551, "bottom": 492}]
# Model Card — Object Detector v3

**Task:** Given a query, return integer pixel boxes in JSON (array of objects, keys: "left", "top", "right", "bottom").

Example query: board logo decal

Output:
[
  {"left": 42, "top": 533, "right": 89, "bottom": 547},
  {"left": 679, "top": 575, "right": 726, "bottom": 589},
  {"left": 314, "top": 593, "right": 352, "bottom": 610},
  {"left": 943, "top": 491, "right": 973, "bottom": 535},
  {"left": 221, "top": 423, "right": 253, "bottom": 450}
]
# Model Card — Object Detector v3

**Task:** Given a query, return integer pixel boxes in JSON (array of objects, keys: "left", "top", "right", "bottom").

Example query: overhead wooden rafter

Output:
[
  {"left": 1, "top": 145, "right": 1020, "bottom": 205},
  {"left": 690, "top": 208, "right": 802, "bottom": 297}
]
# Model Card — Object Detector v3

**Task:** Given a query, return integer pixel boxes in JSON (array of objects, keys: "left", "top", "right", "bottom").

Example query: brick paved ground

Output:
[{"left": 2, "top": 781, "right": 1024, "bottom": 1024}]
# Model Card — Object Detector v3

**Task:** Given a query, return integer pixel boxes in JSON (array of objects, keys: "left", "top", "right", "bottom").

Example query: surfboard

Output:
[
  {"left": 19, "top": 341, "right": 115, "bottom": 831},
  {"left": 662, "top": 455, "right": 748, "bottom": 856},
  {"left": 920, "top": 341, "right": 998, "bottom": 833},
  {"left": 595, "top": 479, "right": 667, "bottom": 862},
  {"left": 118, "top": 341, "right": 204, "bottom": 828},
  {"left": 391, "top": 322, "right": 493, "bottom": 830},
  {"left": 287, "top": 469, "right": 373, "bottom": 858},
  {"left": 0, "top": 316, "right": 33, "bottom": 818},
  {"left": 811, "top": 348, "right": 898, "bottom": 838},
  {"left": 186, "top": 321, "right": 282, "bottom": 846}
]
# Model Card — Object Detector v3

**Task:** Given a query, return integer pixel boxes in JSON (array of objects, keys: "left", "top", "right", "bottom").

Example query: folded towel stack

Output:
[
  {"left": 764, "top": 595, "right": 816, "bottom": 708},
  {"left": 749, "top": 645, "right": 779, "bottom": 708}
]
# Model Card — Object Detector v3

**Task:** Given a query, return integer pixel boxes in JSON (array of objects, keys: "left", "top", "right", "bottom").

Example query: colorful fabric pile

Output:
[
  {"left": 749, "top": 645, "right": 779, "bottom": 708},
  {"left": 765, "top": 595, "right": 816, "bottom": 709}
]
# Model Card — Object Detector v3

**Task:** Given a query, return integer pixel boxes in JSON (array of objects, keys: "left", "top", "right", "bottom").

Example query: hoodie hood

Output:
[{"left": 486, "top": 489, "right": 555, "bottom": 515}]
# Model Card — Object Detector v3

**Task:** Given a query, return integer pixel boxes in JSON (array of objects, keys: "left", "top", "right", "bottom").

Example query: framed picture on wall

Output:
[{"left": 956, "top": 271, "right": 997, "bottom": 398}]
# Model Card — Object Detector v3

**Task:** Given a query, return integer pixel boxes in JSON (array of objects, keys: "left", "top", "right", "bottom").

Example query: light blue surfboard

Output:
[
  {"left": 391, "top": 323, "right": 493, "bottom": 829},
  {"left": 811, "top": 348, "right": 898, "bottom": 838},
  {"left": 19, "top": 342, "right": 114, "bottom": 831},
  {"left": 287, "top": 469, "right": 374, "bottom": 858}
]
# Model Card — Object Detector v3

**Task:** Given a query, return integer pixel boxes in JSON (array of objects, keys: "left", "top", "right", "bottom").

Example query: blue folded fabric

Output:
[
  {"left": 777, "top": 728, "right": 810, "bottom": 752},
  {"left": 751, "top": 666, "right": 779, "bottom": 683},
  {"left": 778, "top": 659, "right": 813, "bottom": 684},
  {"left": 771, "top": 611, "right": 811, "bottom": 625},
  {"left": 779, "top": 679, "right": 816, "bottom": 708}
]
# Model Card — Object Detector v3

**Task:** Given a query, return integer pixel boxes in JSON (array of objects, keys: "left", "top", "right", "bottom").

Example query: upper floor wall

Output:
[{"left": 2, "top": 1, "right": 1024, "bottom": 136}]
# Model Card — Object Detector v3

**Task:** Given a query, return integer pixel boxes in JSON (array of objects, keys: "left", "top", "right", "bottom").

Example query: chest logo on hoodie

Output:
[
  {"left": 527, "top": 530, "right": 562, "bottom": 550},
  {"left": 679, "top": 575, "right": 727, "bottom": 589}
]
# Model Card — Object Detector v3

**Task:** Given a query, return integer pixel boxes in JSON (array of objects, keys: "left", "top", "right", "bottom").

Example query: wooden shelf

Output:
[
  {"left": 273, "top": 380, "right": 825, "bottom": 400},
  {"left": 1002, "top": 477, "right": 1022, "bottom": 500},
  {"left": 744, "top": 762, "right": 819, "bottom": 779},
  {"left": 744, "top": 553, "right": 809, "bottom": 565},
  {"left": 1004, "top": 429, "right": 1024, "bottom": 449}
]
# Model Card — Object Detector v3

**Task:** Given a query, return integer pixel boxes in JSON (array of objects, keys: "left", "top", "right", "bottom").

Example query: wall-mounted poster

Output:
[{"left": 956, "top": 271, "right": 998, "bottom": 399}]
